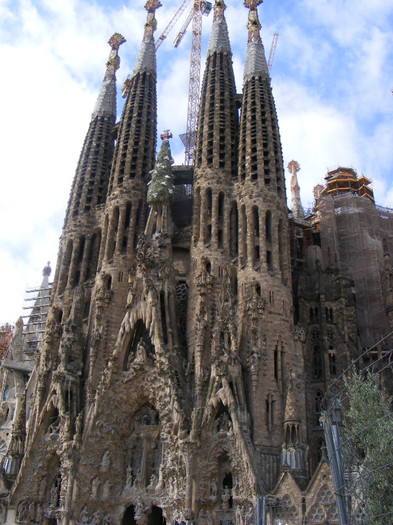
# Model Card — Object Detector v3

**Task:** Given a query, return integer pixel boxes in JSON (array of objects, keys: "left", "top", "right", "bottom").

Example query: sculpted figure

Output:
[
  {"left": 221, "top": 487, "right": 231, "bottom": 510},
  {"left": 91, "top": 510, "right": 101, "bottom": 525},
  {"left": 78, "top": 506, "right": 89, "bottom": 524},
  {"left": 210, "top": 478, "right": 217, "bottom": 499},
  {"left": 27, "top": 502, "right": 36, "bottom": 521},
  {"left": 91, "top": 477, "right": 100, "bottom": 498},
  {"left": 35, "top": 504, "right": 42, "bottom": 522},
  {"left": 126, "top": 465, "right": 133, "bottom": 486},
  {"left": 134, "top": 339, "right": 147, "bottom": 363},
  {"left": 102, "top": 480, "right": 111, "bottom": 499},
  {"left": 101, "top": 450, "right": 111, "bottom": 471}
]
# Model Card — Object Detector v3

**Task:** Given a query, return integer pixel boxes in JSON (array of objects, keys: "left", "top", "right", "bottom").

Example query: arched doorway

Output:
[
  {"left": 122, "top": 505, "right": 137, "bottom": 525},
  {"left": 122, "top": 505, "right": 165, "bottom": 525},
  {"left": 149, "top": 506, "right": 166, "bottom": 525}
]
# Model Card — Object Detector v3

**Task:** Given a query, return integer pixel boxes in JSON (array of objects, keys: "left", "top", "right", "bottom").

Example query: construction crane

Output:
[
  {"left": 268, "top": 32, "right": 278, "bottom": 74},
  {"left": 155, "top": 0, "right": 193, "bottom": 50},
  {"left": 175, "top": 1, "right": 212, "bottom": 165}
]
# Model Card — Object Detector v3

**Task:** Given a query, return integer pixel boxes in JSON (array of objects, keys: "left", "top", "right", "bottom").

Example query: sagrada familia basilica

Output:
[{"left": 0, "top": 0, "right": 392, "bottom": 523}]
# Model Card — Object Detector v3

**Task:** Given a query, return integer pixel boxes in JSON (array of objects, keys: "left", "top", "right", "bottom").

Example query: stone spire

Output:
[
  {"left": 243, "top": 0, "right": 269, "bottom": 82},
  {"left": 288, "top": 161, "right": 305, "bottom": 219},
  {"left": 238, "top": 0, "right": 285, "bottom": 194},
  {"left": 107, "top": 1, "right": 160, "bottom": 192},
  {"left": 207, "top": 0, "right": 231, "bottom": 56},
  {"left": 195, "top": 0, "right": 238, "bottom": 173},
  {"left": 132, "top": 0, "right": 161, "bottom": 76},
  {"left": 92, "top": 33, "right": 126, "bottom": 118},
  {"left": 64, "top": 34, "right": 125, "bottom": 225}
]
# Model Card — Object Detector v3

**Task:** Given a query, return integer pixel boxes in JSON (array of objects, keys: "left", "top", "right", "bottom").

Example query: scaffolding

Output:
[
  {"left": 315, "top": 189, "right": 393, "bottom": 347},
  {"left": 21, "top": 284, "right": 52, "bottom": 354}
]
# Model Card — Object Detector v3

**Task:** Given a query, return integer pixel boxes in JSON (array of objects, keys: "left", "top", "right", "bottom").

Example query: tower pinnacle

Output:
[
  {"left": 207, "top": 0, "right": 231, "bottom": 56},
  {"left": 92, "top": 33, "right": 126, "bottom": 118},
  {"left": 288, "top": 161, "right": 305, "bottom": 219},
  {"left": 243, "top": 0, "right": 268, "bottom": 81},
  {"left": 132, "top": 0, "right": 161, "bottom": 76}
]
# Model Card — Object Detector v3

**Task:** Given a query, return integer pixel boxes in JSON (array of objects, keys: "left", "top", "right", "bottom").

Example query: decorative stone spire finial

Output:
[
  {"left": 288, "top": 161, "right": 305, "bottom": 219},
  {"left": 207, "top": 0, "right": 231, "bottom": 56},
  {"left": 243, "top": 0, "right": 269, "bottom": 82},
  {"left": 132, "top": 1, "right": 161, "bottom": 77},
  {"left": 143, "top": 0, "right": 162, "bottom": 42},
  {"left": 244, "top": 0, "right": 263, "bottom": 36},
  {"left": 92, "top": 33, "right": 126, "bottom": 118},
  {"left": 104, "top": 33, "right": 126, "bottom": 81}
]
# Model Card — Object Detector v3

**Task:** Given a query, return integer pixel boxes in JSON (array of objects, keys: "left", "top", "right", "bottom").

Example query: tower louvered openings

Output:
[{"left": 4, "top": 2, "right": 375, "bottom": 525}]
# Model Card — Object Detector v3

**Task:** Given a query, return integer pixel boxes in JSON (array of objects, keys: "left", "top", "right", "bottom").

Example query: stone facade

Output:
[{"left": 1, "top": 1, "right": 392, "bottom": 524}]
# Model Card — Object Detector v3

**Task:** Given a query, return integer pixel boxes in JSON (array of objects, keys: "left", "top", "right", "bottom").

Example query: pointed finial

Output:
[
  {"left": 288, "top": 161, "right": 305, "bottom": 219},
  {"left": 104, "top": 33, "right": 126, "bottom": 81},
  {"left": 160, "top": 130, "right": 173, "bottom": 141},
  {"left": 143, "top": 0, "right": 162, "bottom": 42},
  {"left": 245, "top": 0, "right": 263, "bottom": 37},
  {"left": 207, "top": 0, "right": 231, "bottom": 56},
  {"left": 214, "top": 0, "right": 227, "bottom": 17}
]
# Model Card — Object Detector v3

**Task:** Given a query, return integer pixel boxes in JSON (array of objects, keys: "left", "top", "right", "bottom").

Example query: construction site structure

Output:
[{"left": 0, "top": 264, "right": 52, "bottom": 474}]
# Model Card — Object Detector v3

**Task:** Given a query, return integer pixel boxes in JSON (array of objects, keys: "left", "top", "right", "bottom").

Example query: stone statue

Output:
[
  {"left": 126, "top": 465, "right": 133, "bottom": 487},
  {"left": 103, "top": 514, "right": 112, "bottom": 524},
  {"left": 78, "top": 506, "right": 89, "bottom": 524},
  {"left": 91, "top": 510, "right": 101, "bottom": 525},
  {"left": 102, "top": 480, "right": 111, "bottom": 499},
  {"left": 210, "top": 478, "right": 217, "bottom": 499},
  {"left": 101, "top": 450, "right": 111, "bottom": 471},
  {"left": 91, "top": 477, "right": 100, "bottom": 498},
  {"left": 134, "top": 339, "right": 147, "bottom": 363},
  {"left": 27, "top": 502, "right": 36, "bottom": 521},
  {"left": 221, "top": 487, "right": 231, "bottom": 510}
]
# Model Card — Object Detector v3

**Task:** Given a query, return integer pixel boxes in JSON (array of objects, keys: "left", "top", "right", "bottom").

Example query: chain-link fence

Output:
[{"left": 321, "top": 331, "right": 393, "bottom": 525}]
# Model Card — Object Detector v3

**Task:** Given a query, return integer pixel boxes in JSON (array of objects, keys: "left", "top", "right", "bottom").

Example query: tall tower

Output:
[
  {"left": 236, "top": 0, "right": 305, "bottom": 487},
  {"left": 85, "top": 0, "right": 160, "bottom": 399}
]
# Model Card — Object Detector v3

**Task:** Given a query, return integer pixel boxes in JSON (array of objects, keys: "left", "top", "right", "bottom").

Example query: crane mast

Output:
[
  {"left": 182, "top": 0, "right": 211, "bottom": 165},
  {"left": 185, "top": 2, "right": 203, "bottom": 165}
]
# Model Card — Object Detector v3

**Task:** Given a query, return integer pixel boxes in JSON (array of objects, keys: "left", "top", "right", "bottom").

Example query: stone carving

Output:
[
  {"left": 101, "top": 450, "right": 111, "bottom": 471},
  {"left": 102, "top": 480, "right": 111, "bottom": 499},
  {"left": 222, "top": 487, "right": 231, "bottom": 510},
  {"left": 91, "top": 477, "right": 100, "bottom": 498},
  {"left": 126, "top": 465, "right": 133, "bottom": 487}
]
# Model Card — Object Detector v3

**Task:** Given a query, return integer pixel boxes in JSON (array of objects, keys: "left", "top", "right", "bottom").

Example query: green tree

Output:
[{"left": 343, "top": 368, "right": 393, "bottom": 524}]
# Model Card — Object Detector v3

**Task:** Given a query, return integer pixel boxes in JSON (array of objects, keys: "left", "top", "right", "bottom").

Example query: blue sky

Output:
[{"left": 1, "top": 0, "right": 393, "bottom": 324}]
